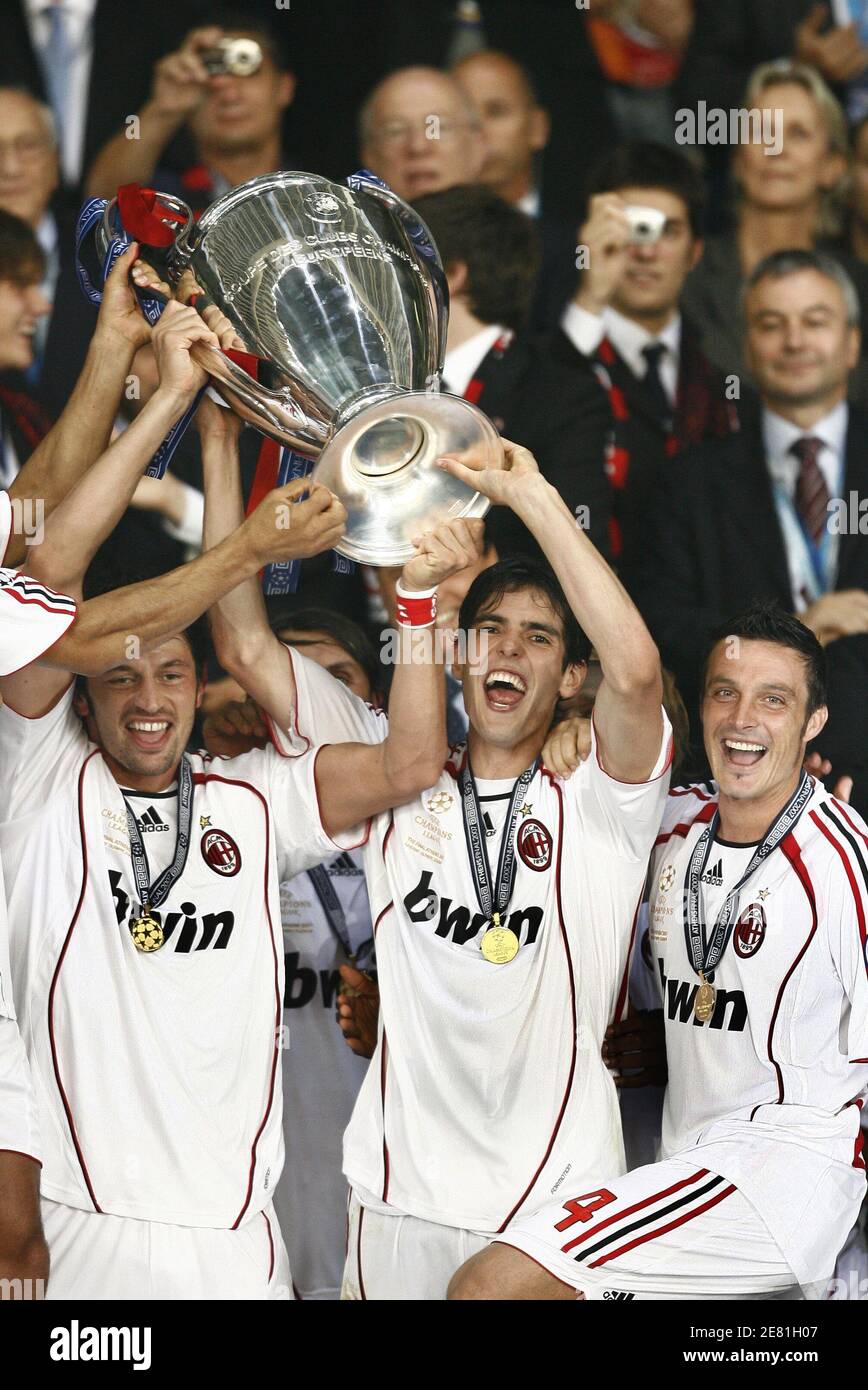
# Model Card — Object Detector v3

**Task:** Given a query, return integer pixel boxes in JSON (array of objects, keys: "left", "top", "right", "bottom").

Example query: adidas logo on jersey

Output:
[
  {"left": 136, "top": 806, "right": 170, "bottom": 833},
  {"left": 700, "top": 857, "right": 724, "bottom": 886},
  {"left": 328, "top": 851, "right": 364, "bottom": 877}
]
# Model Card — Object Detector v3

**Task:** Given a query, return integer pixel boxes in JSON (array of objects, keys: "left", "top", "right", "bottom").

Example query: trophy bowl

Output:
[{"left": 107, "top": 171, "right": 503, "bottom": 565}]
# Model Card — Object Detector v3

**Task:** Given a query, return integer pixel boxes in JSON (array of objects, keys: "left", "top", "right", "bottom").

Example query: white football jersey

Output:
[
  {"left": 273, "top": 847, "right": 372, "bottom": 1300},
  {"left": 648, "top": 781, "right": 868, "bottom": 1285},
  {"left": 0, "top": 685, "right": 361, "bottom": 1227},
  {"left": 272, "top": 648, "right": 673, "bottom": 1233},
  {"left": 0, "top": 489, "right": 76, "bottom": 1158}
]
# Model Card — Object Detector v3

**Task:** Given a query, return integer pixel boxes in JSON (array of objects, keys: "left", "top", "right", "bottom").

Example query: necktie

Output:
[
  {"left": 39, "top": 3, "right": 72, "bottom": 142},
  {"left": 790, "top": 435, "right": 830, "bottom": 547},
  {"left": 641, "top": 342, "right": 672, "bottom": 428}
]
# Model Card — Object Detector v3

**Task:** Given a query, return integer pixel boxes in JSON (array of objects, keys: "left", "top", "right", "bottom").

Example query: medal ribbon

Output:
[
  {"left": 307, "top": 863, "right": 354, "bottom": 959},
  {"left": 459, "top": 758, "right": 539, "bottom": 929},
  {"left": 684, "top": 770, "right": 812, "bottom": 982},
  {"left": 121, "top": 756, "right": 194, "bottom": 915}
]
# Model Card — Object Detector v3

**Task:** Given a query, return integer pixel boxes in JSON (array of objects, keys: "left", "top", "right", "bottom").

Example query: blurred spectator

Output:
[
  {"left": 558, "top": 142, "right": 736, "bottom": 567},
  {"left": 413, "top": 184, "right": 612, "bottom": 562},
  {"left": 586, "top": 0, "right": 695, "bottom": 146},
  {"left": 0, "top": 1, "right": 208, "bottom": 192},
  {"left": 682, "top": 60, "right": 868, "bottom": 405},
  {"left": 451, "top": 48, "right": 575, "bottom": 327},
  {"left": 0, "top": 86, "right": 96, "bottom": 417},
  {"left": 630, "top": 249, "right": 868, "bottom": 788},
  {"left": 358, "top": 66, "right": 484, "bottom": 200},
  {"left": 844, "top": 113, "right": 868, "bottom": 261},
  {"left": 86, "top": 12, "right": 294, "bottom": 211},
  {"left": 0, "top": 209, "right": 51, "bottom": 480}
]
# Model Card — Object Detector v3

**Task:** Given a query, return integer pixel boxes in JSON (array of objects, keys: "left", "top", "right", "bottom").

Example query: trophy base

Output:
[{"left": 311, "top": 390, "right": 501, "bottom": 566}]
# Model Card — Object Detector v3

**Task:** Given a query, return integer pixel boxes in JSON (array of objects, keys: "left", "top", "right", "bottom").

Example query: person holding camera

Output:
[
  {"left": 85, "top": 14, "right": 294, "bottom": 213},
  {"left": 556, "top": 141, "right": 737, "bottom": 570}
]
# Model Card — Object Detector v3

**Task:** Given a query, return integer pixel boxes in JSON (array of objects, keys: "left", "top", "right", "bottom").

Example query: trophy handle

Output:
[
  {"left": 189, "top": 342, "right": 331, "bottom": 454},
  {"left": 345, "top": 170, "right": 449, "bottom": 384}
]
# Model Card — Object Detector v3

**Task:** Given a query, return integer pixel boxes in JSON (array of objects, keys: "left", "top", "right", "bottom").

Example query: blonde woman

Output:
[{"left": 682, "top": 58, "right": 868, "bottom": 402}]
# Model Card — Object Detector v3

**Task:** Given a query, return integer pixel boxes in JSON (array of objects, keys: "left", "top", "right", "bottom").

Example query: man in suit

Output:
[
  {"left": 557, "top": 141, "right": 738, "bottom": 566},
  {"left": 631, "top": 248, "right": 868, "bottom": 808},
  {"left": 0, "top": 86, "right": 97, "bottom": 419},
  {"left": 412, "top": 184, "right": 612, "bottom": 564},
  {"left": 357, "top": 66, "right": 485, "bottom": 203},
  {"left": 0, "top": 1, "right": 207, "bottom": 194}
]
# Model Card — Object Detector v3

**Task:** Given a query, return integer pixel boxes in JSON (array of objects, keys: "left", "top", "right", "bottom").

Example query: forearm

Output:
[
  {"left": 202, "top": 431, "right": 292, "bottom": 716},
  {"left": 85, "top": 103, "right": 182, "bottom": 200},
  {"left": 382, "top": 624, "right": 448, "bottom": 793},
  {"left": 515, "top": 477, "right": 660, "bottom": 691},
  {"left": 49, "top": 524, "right": 261, "bottom": 676},
  {"left": 22, "top": 387, "right": 197, "bottom": 594},
  {"left": 6, "top": 329, "right": 137, "bottom": 565}
]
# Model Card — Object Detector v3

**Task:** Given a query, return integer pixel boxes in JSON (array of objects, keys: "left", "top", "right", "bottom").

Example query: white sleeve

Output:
[
  {"left": 161, "top": 481, "right": 204, "bottom": 550},
  {"left": 0, "top": 567, "right": 77, "bottom": 675},
  {"left": 236, "top": 742, "right": 369, "bottom": 882},
  {"left": 564, "top": 708, "right": 673, "bottom": 862},
  {"left": 269, "top": 644, "right": 388, "bottom": 755},
  {"left": 827, "top": 846, "right": 868, "bottom": 1063},
  {"left": 0, "top": 683, "right": 88, "bottom": 822}
]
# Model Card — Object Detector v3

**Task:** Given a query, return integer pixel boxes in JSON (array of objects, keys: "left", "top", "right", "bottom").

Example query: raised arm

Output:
[
  {"left": 315, "top": 519, "right": 484, "bottom": 836},
  {"left": 200, "top": 397, "right": 347, "bottom": 729},
  {"left": 440, "top": 440, "right": 663, "bottom": 781},
  {"left": 5, "top": 244, "right": 151, "bottom": 565},
  {"left": 84, "top": 28, "right": 221, "bottom": 199}
]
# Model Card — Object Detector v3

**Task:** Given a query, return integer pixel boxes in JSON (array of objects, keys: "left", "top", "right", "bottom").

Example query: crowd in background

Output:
[{"left": 2, "top": 0, "right": 868, "bottom": 1299}]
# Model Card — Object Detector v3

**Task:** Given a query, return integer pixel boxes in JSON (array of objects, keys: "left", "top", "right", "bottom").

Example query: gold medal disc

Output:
[
  {"left": 694, "top": 979, "right": 716, "bottom": 1021},
  {"left": 130, "top": 915, "right": 165, "bottom": 953},
  {"left": 480, "top": 925, "right": 519, "bottom": 964}
]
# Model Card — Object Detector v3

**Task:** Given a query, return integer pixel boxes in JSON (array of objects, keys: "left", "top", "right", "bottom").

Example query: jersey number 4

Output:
[{"left": 554, "top": 1189, "right": 616, "bottom": 1231}]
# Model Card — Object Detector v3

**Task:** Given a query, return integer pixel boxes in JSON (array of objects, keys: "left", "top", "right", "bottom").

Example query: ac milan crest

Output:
[
  {"left": 200, "top": 828, "right": 241, "bottom": 877},
  {"left": 734, "top": 902, "right": 766, "bottom": 958},
  {"left": 517, "top": 818, "right": 553, "bottom": 872}
]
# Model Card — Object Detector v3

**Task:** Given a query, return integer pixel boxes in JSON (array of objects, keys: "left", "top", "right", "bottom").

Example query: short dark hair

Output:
[
  {"left": 745, "top": 247, "right": 860, "bottom": 326},
  {"left": 269, "top": 604, "right": 380, "bottom": 692},
  {"left": 702, "top": 600, "right": 827, "bottom": 717},
  {"left": 584, "top": 141, "right": 707, "bottom": 239},
  {"left": 81, "top": 561, "right": 211, "bottom": 679},
  {"left": 0, "top": 209, "right": 45, "bottom": 286},
  {"left": 459, "top": 557, "right": 589, "bottom": 668},
  {"left": 412, "top": 186, "right": 540, "bottom": 332}
]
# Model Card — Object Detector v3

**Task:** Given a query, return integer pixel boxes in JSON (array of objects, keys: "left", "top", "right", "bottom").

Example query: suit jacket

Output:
[
  {"left": 553, "top": 313, "right": 738, "bottom": 567},
  {"left": 28, "top": 202, "right": 98, "bottom": 421},
  {"left": 0, "top": 0, "right": 206, "bottom": 192},
  {"left": 455, "top": 331, "right": 612, "bottom": 561},
  {"left": 628, "top": 399, "right": 868, "bottom": 762}
]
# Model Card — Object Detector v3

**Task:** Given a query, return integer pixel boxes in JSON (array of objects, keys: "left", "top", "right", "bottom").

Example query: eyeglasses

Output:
[
  {"left": 374, "top": 117, "right": 472, "bottom": 146},
  {"left": 0, "top": 134, "right": 54, "bottom": 162}
]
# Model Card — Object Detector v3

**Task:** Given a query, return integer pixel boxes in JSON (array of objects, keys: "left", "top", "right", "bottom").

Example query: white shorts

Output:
[
  {"left": 342, "top": 1191, "right": 490, "bottom": 1300},
  {"left": 497, "top": 1159, "right": 802, "bottom": 1300},
  {"left": 42, "top": 1199, "right": 292, "bottom": 1301},
  {"left": 0, "top": 1015, "right": 40, "bottom": 1163}
]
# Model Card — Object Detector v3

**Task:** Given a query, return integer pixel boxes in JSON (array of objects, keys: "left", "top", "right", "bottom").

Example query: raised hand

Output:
[
  {"left": 245, "top": 479, "right": 347, "bottom": 567},
  {"left": 95, "top": 242, "right": 153, "bottom": 352},
  {"left": 542, "top": 715, "right": 591, "bottom": 779},
  {"left": 436, "top": 436, "right": 540, "bottom": 512},
  {"left": 401, "top": 516, "right": 486, "bottom": 592},
  {"left": 150, "top": 300, "right": 222, "bottom": 399},
  {"left": 202, "top": 698, "right": 268, "bottom": 759}
]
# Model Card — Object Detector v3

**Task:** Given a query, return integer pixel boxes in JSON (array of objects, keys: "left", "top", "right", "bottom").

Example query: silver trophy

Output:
[{"left": 107, "top": 171, "right": 502, "bottom": 564}]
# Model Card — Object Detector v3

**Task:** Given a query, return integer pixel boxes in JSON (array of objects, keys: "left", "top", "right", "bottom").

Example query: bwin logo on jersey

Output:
[
  {"left": 108, "top": 871, "right": 236, "bottom": 953},
  {"left": 403, "top": 870, "right": 543, "bottom": 949},
  {"left": 657, "top": 961, "right": 747, "bottom": 1031}
]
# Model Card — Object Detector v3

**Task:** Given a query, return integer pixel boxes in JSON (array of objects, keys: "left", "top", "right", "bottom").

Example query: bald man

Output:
[
  {"left": 453, "top": 50, "right": 549, "bottom": 215},
  {"left": 358, "top": 66, "right": 484, "bottom": 201}
]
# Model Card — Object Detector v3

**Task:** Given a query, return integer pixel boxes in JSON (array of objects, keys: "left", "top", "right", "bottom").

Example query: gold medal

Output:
[
  {"left": 130, "top": 913, "right": 165, "bottom": 954},
  {"left": 694, "top": 973, "right": 716, "bottom": 1022},
  {"left": 480, "top": 922, "right": 519, "bottom": 965}
]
